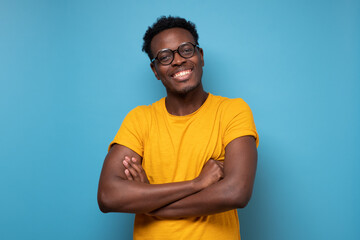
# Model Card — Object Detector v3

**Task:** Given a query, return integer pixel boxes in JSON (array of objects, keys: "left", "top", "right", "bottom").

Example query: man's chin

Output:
[{"left": 173, "top": 83, "right": 201, "bottom": 96}]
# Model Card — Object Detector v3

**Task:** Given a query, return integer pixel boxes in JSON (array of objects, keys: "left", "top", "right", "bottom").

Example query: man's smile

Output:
[{"left": 170, "top": 68, "right": 193, "bottom": 81}]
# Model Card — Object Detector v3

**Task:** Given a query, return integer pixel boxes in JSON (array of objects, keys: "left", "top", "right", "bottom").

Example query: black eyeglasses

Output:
[{"left": 151, "top": 42, "right": 199, "bottom": 65}]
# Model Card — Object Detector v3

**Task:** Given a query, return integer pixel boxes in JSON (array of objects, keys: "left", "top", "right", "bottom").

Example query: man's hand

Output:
[
  {"left": 122, "top": 156, "right": 149, "bottom": 184},
  {"left": 194, "top": 159, "right": 224, "bottom": 189},
  {"left": 122, "top": 157, "right": 224, "bottom": 189}
]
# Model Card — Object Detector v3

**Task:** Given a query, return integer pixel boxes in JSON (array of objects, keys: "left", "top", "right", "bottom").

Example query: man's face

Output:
[{"left": 150, "top": 28, "right": 204, "bottom": 96}]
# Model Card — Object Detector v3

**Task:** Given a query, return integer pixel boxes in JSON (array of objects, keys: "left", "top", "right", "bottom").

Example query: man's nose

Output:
[{"left": 171, "top": 51, "right": 186, "bottom": 66}]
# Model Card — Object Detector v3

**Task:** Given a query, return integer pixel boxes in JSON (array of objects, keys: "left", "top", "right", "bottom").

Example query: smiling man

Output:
[{"left": 98, "top": 16, "right": 259, "bottom": 240}]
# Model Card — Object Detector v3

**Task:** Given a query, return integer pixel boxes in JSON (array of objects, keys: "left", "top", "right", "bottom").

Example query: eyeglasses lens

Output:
[
  {"left": 157, "top": 43, "right": 195, "bottom": 65},
  {"left": 158, "top": 51, "right": 173, "bottom": 65},
  {"left": 179, "top": 44, "right": 195, "bottom": 58}
]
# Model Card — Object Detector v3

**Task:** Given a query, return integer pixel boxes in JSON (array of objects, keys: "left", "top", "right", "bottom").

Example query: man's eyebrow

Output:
[{"left": 156, "top": 42, "right": 197, "bottom": 53}]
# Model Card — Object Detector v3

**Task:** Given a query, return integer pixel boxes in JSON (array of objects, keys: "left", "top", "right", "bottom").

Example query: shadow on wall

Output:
[
  {"left": 98, "top": 213, "right": 135, "bottom": 239},
  {"left": 238, "top": 135, "right": 280, "bottom": 240}
]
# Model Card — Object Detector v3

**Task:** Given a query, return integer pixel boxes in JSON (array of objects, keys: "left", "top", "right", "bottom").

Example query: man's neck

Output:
[{"left": 165, "top": 87, "right": 208, "bottom": 116}]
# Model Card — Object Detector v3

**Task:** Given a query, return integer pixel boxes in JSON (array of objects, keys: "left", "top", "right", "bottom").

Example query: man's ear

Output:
[
  {"left": 150, "top": 62, "right": 160, "bottom": 80},
  {"left": 198, "top": 48, "right": 204, "bottom": 67}
]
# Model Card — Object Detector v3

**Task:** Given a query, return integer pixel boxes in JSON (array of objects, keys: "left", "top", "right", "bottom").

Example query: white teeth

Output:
[{"left": 174, "top": 70, "right": 191, "bottom": 77}]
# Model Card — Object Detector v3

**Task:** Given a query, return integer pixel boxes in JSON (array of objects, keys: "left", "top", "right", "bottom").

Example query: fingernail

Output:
[
  {"left": 131, "top": 157, "right": 136, "bottom": 163},
  {"left": 123, "top": 160, "right": 128, "bottom": 166}
]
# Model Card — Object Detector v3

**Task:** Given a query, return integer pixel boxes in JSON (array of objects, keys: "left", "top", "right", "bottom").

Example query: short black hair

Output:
[{"left": 142, "top": 16, "right": 199, "bottom": 60}]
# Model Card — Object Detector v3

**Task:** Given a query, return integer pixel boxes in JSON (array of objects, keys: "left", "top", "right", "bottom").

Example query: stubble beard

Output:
[
  {"left": 168, "top": 71, "right": 203, "bottom": 97},
  {"left": 177, "top": 81, "right": 201, "bottom": 96}
]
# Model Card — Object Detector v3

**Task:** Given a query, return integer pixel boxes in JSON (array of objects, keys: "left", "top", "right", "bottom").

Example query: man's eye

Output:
[
  {"left": 159, "top": 55, "right": 170, "bottom": 61},
  {"left": 182, "top": 48, "right": 193, "bottom": 55}
]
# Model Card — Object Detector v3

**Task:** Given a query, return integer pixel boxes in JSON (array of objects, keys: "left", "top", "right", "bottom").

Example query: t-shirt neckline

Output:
[{"left": 163, "top": 93, "right": 213, "bottom": 119}]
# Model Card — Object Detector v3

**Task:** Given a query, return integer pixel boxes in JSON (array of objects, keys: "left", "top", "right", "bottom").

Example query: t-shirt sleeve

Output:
[
  {"left": 108, "top": 106, "right": 149, "bottom": 156},
  {"left": 223, "top": 98, "right": 259, "bottom": 148}
]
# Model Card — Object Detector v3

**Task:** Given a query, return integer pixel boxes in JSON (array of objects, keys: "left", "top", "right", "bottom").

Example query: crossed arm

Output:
[{"left": 97, "top": 136, "right": 257, "bottom": 218}]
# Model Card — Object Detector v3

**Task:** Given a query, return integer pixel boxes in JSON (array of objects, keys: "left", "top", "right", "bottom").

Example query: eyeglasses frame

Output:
[{"left": 151, "top": 42, "right": 200, "bottom": 65}]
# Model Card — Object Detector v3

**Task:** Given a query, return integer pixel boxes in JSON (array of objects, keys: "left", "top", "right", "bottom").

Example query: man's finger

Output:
[
  {"left": 128, "top": 158, "right": 147, "bottom": 182},
  {"left": 128, "top": 157, "right": 149, "bottom": 183},
  {"left": 128, "top": 158, "right": 142, "bottom": 171},
  {"left": 124, "top": 169, "right": 133, "bottom": 180},
  {"left": 123, "top": 159, "right": 139, "bottom": 179},
  {"left": 127, "top": 164, "right": 139, "bottom": 178}
]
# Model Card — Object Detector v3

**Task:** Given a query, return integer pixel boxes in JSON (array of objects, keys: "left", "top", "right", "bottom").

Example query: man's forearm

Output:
[
  {"left": 148, "top": 177, "right": 251, "bottom": 218},
  {"left": 98, "top": 145, "right": 224, "bottom": 214},
  {"left": 99, "top": 178, "right": 203, "bottom": 214}
]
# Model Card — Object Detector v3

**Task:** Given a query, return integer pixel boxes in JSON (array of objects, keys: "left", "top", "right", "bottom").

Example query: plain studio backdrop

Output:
[{"left": 0, "top": 0, "right": 359, "bottom": 239}]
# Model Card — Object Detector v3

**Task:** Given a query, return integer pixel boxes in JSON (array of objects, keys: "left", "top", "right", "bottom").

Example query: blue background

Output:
[{"left": 1, "top": 0, "right": 359, "bottom": 239}]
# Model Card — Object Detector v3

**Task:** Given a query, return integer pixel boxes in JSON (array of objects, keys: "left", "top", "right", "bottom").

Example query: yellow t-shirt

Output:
[{"left": 110, "top": 93, "right": 259, "bottom": 240}]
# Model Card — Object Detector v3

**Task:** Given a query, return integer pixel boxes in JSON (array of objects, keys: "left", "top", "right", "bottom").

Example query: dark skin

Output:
[
  {"left": 98, "top": 144, "right": 224, "bottom": 213},
  {"left": 150, "top": 28, "right": 207, "bottom": 116},
  {"left": 97, "top": 28, "right": 257, "bottom": 218}
]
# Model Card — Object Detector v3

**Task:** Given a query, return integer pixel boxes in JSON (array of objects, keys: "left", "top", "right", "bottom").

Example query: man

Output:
[{"left": 98, "top": 16, "right": 259, "bottom": 240}]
